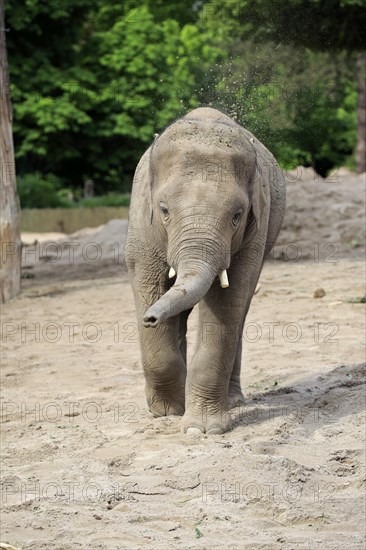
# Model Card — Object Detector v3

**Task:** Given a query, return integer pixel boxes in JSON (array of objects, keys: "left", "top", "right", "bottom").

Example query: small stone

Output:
[{"left": 314, "top": 288, "right": 326, "bottom": 299}]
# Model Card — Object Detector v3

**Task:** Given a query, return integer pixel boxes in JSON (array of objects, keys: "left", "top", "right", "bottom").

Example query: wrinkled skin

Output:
[{"left": 126, "top": 108, "right": 285, "bottom": 434}]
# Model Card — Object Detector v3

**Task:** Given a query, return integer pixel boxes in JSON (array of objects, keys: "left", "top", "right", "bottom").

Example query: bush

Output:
[
  {"left": 78, "top": 194, "right": 130, "bottom": 207},
  {"left": 17, "top": 173, "right": 74, "bottom": 209},
  {"left": 17, "top": 174, "right": 131, "bottom": 209}
]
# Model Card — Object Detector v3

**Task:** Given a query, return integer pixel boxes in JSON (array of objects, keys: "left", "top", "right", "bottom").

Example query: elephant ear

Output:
[
  {"left": 248, "top": 137, "right": 269, "bottom": 231},
  {"left": 147, "top": 133, "right": 160, "bottom": 223}
]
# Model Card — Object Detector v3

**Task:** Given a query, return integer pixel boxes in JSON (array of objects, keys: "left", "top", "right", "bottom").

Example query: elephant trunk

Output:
[{"left": 143, "top": 260, "right": 220, "bottom": 327}]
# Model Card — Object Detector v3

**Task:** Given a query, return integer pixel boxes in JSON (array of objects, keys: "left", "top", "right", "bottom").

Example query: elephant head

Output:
[{"left": 143, "top": 110, "right": 266, "bottom": 327}]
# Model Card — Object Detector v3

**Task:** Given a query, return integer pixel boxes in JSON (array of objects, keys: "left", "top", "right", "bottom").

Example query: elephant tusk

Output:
[
  {"left": 168, "top": 267, "right": 176, "bottom": 279},
  {"left": 219, "top": 270, "right": 229, "bottom": 288}
]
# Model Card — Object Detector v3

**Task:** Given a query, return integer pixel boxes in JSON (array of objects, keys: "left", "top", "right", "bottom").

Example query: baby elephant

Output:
[{"left": 126, "top": 107, "right": 285, "bottom": 434}]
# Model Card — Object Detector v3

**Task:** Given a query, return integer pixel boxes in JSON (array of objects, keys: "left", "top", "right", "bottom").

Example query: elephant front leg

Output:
[
  {"left": 182, "top": 248, "right": 263, "bottom": 434},
  {"left": 182, "top": 345, "right": 233, "bottom": 434},
  {"left": 140, "top": 318, "right": 186, "bottom": 417},
  {"left": 182, "top": 304, "right": 240, "bottom": 434},
  {"left": 130, "top": 264, "right": 187, "bottom": 418}
]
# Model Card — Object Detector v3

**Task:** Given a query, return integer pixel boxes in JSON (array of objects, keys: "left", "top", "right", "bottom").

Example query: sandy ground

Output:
[{"left": 1, "top": 168, "right": 365, "bottom": 549}]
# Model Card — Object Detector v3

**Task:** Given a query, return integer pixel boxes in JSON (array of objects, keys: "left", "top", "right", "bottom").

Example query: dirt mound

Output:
[
  {"left": 274, "top": 167, "right": 365, "bottom": 261},
  {"left": 21, "top": 220, "right": 128, "bottom": 286}
]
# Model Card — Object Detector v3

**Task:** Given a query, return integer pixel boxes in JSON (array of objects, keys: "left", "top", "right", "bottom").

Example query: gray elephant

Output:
[{"left": 126, "top": 107, "right": 285, "bottom": 434}]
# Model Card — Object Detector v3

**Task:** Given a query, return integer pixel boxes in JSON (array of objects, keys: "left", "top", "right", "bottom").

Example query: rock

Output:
[{"left": 314, "top": 288, "right": 326, "bottom": 299}]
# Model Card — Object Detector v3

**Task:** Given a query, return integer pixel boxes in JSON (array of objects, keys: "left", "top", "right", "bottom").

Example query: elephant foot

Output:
[
  {"left": 146, "top": 384, "right": 185, "bottom": 417},
  {"left": 228, "top": 389, "right": 245, "bottom": 410},
  {"left": 149, "top": 399, "right": 185, "bottom": 417},
  {"left": 181, "top": 409, "right": 232, "bottom": 435},
  {"left": 228, "top": 380, "right": 245, "bottom": 410}
]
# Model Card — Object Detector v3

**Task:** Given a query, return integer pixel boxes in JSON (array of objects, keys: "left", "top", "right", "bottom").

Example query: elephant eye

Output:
[
  {"left": 160, "top": 202, "right": 170, "bottom": 221},
  {"left": 232, "top": 209, "right": 242, "bottom": 228}
]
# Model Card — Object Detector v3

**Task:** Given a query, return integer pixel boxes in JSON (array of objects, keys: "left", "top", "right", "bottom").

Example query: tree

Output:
[
  {"left": 204, "top": 42, "right": 356, "bottom": 175},
  {"left": 0, "top": 1, "right": 21, "bottom": 302},
  {"left": 206, "top": 0, "right": 366, "bottom": 172},
  {"left": 355, "top": 52, "right": 366, "bottom": 172},
  {"left": 5, "top": 1, "right": 220, "bottom": 193}
]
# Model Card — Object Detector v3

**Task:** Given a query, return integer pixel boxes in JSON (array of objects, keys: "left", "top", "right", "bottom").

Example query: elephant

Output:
[{"left": 125, "top": 107, "right": 285, "bottom": 434}]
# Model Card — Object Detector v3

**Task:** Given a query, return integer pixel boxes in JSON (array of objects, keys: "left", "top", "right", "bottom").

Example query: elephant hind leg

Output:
[
  {"left": 179, "top": 308, "right": 192, "bottom": 364},
  {"left": 228, "top": 332, "right": 245, "bottom": 409}
]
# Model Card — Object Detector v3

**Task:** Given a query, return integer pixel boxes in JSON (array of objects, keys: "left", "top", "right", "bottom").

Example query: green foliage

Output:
[
  {"left": 200, "top": 15, "right": 358, "bottom": 174},
  {"left": 206, "top": 0, "right": 366, "bottom": 51},
  {"left": 78, "top": 194, "right": 130, "bottom": 208},
  {"left": 5, "top": 0, "right": 360, "bottom": 206},
  {"left": 282, "top": 70, "right": 357, "bottom": 174},
  {"left": 17, "top": 173, "right": 73, "bottom": 209},
  {"left": 6, "top": 1, "right": 220, "bottom": 195},
  {"left": 18, "top": 172, "right": 130, "bottom": 209}
]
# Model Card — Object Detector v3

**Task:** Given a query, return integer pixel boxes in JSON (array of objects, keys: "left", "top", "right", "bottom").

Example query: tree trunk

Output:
[
  {"left": 355, "top": 52, "right": 366, "bottom": 174},
  {"left": 0, "top": 3, "right": 21, "bottom": 303}
]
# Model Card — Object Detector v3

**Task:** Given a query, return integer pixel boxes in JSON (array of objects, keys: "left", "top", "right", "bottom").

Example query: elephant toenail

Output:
[
  {"left": 186, "top": 427, "right": 204, "bottom": 435},
  {"left": 207, "top": 427, "right": 224, "bottom": 435}
]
